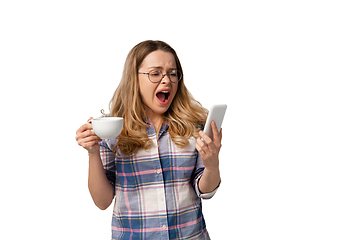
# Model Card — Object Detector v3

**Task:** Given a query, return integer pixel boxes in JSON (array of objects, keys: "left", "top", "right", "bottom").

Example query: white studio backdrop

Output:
[{"left": 1, "top": 0, "right": 359, "bottom": 239}]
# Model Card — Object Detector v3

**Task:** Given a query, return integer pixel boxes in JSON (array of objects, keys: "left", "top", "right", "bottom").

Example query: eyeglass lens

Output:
[{"left": 149, "top": 70, "right": 182, "bottom": 83}]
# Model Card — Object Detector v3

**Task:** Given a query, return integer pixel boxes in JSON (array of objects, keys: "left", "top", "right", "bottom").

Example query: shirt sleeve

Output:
[
  {"left": 192, "top": 150, "right": 220, "bottom": 199},
  {"left": 98, "top": 139, "right": 116, "bottom": 192}
]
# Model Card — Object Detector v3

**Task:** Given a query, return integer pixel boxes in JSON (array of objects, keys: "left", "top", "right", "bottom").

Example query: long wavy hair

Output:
[{"left": 109, "top": 40, "right": 207, "bottom": 156}]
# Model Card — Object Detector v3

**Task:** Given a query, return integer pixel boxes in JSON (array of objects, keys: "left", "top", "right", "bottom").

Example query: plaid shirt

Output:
[{"left": 99, "top": 120, "right": 218, "bottom": 240}]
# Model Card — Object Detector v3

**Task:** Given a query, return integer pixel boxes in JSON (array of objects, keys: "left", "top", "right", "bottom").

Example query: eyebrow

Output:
[{"left": 148, "top": 66, "right": 177, "bottom": 70}]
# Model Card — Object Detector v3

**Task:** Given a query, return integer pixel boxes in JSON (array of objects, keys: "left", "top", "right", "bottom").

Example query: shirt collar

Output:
[{"left": 144, "top": 116, "right": 169, "bottom": 137}]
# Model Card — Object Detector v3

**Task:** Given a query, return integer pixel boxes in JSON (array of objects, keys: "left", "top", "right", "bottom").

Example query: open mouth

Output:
[{"left": 156, "top": 91, "right": 170, "bottom": 103}]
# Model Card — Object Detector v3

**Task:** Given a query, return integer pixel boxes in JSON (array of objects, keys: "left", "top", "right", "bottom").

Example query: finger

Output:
[
  {"left": 87, "top": 118, "right": 94, "bottom": 129},
  {"left": 86, "top": 122, "right": 93, "bottom": 131},
  {"left": 76, "top": 117, "right": 94, "bottom": 136},
  {"left": 211, "top": 121, "right": 221, "bottom": 143},
  {"left": 196, "top": 137, "right": 209, "bottom": 153},
  {"left": 199, "top": 130, "right": 212, "bottom": 145},
  {"left": 82, "top": 134, "right": 101, "bottom": 143},
  {"left": 196, "top": 137, "right": 206, "bottom": 148},
  {"left": 79, "top": 136, "right": 102, "bottom": 149},
  {"left": 78, "top": 129, "right": 96, "bottom": 139},
  {"left": 195, "top": 141, "right": 206, "bottom": 155},
  {"left": 84, "top": 140, "right": 99, "bottom": 150},
  {"left": 75, "top": 126, "right": 87, "bottom": 141},
  {"left": 76, "top": 128, "right": 99, "bottom": 143},
  {"left": 195, "top": 142, "right": 202, "bottom": 153},
  {"left": 76, "top": 123, "right": 90, "bottom": 136}
]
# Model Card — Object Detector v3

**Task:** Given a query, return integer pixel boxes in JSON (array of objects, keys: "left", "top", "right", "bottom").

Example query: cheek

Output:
[
  {"left": 172, "top": 83, "right": 179, "bottom": 98},
  {"left": 139, "top": 80, "right": 155, "bottom": 102}
]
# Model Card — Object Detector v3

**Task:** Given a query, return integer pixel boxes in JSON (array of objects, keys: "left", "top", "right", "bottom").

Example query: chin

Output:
[
  {"left": 154, "top": 99, "right": 174, "bottom": 115},
  {"left": 155, "top": 105, "right": 171, "bottom": 115},
  {"left": 144, "top": 97, "right": 175, "bottom": 117}
]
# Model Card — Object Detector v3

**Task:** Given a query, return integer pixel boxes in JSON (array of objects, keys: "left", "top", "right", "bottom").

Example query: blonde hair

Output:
[{"left": 109, "top": 40, "right": 207, "bottom": 156}]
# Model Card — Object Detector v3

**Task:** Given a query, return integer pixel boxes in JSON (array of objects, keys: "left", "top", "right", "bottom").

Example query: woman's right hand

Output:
[{"left": 75, "top": 117, "right": 102, "bottom": 153}]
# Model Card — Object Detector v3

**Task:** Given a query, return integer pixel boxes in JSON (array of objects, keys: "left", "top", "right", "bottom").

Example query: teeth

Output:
[{"left": 161, "top": 91, "right": 169, "bottom": 93}]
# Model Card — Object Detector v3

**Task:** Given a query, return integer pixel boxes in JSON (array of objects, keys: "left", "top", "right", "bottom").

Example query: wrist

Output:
[
  {"left": 198, "top": 167, "right": 221, "bottom": 194},
  {"left": 204, "top": 167, "right": 220, "bottom": 175},
  {"left": 88, "top": 148, "right": 100, "bottom": 157}
]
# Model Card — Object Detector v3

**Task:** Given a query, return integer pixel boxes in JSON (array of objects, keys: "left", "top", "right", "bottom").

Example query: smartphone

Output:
[{"left": 203, "top": 104, "right": 227, "bottom": 140}]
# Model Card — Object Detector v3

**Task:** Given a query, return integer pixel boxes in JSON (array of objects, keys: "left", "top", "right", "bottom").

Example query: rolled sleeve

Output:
[{"left": 192, "top": 151, "right": 220, "bottom": 200}]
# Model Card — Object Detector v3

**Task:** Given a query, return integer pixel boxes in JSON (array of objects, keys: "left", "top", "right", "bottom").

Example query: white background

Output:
[{"left": 1, "top": 0, "right": 359, "bottom": 239}]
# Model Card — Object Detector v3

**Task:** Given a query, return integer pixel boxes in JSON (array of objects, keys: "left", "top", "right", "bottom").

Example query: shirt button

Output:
[
  {"left": 157, "top": 169, "right": 161, "bottom": 174},
  {"left": 162, "top": 225, "right": 166, "bottom": 230}
]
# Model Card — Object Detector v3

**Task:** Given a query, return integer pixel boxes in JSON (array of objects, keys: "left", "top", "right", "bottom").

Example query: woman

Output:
[{"left": 75, "top": 40, "right": 222, "bottom": 239}]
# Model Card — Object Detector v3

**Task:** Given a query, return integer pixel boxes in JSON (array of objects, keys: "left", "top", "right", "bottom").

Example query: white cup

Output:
[{"left": 91, "top": 117, "right": 124, "bottom": 139}]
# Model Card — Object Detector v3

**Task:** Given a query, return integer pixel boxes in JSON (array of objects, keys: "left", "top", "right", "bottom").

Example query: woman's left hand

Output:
[{"left": 196, "top": 121, "right": 222, "bottom": 171}]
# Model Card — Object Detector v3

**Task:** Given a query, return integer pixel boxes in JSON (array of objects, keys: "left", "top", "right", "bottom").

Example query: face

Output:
[{"left": 138, "top": 50, "right": 179, "bottom": 117}]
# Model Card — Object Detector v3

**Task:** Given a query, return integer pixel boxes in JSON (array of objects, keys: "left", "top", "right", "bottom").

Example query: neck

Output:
[{"left": 144, "top": 106, "right": 164, "bottom": 132}]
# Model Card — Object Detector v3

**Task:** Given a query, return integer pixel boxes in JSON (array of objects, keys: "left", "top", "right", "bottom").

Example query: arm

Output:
[
  {"left": 198, "top": 167, "right": 221, "bottom": 194},
  {"left": 196, "top": 121, "right": 222, "bottom": 194},
  {"left": 76, "top": 118, "right": 114, "bottom": 210},
  {"left": 88, "top": 150, "right": 114, "bottom": 210}
]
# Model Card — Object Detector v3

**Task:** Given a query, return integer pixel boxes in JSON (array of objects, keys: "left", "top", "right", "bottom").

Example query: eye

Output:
[
  {"left": 169, "top": 70, "right": 178, "bottom": 77},
  {"left": 150, "top": 70, "right": 161, "bottom": 77}
]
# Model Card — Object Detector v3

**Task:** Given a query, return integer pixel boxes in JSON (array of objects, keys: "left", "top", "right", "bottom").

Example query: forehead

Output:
[{"left": 140, "top": 50, "right": 176, "bottom": 69}]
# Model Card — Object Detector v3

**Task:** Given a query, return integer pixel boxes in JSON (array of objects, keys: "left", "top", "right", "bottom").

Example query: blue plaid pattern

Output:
[{"left": 98, "top": 120, "right": 218, "bottom": 239}]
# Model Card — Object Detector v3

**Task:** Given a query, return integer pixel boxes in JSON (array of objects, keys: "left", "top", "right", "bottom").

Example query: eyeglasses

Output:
[{"left": 138, "top": 70, "right": 182, "bottom": 83}]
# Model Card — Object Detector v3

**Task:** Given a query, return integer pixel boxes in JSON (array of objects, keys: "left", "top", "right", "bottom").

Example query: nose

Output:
[{"left": 160, "top": 73, "right": 171, "bottom": 84}]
